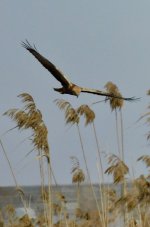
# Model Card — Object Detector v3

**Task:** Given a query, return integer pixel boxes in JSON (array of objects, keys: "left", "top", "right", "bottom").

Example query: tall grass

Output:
[
  {"left": 0, "top": 87, "right": 149, "bottom": 227},
  {"left": 3, "top": 93, "right": 53, "bottom": 227}
]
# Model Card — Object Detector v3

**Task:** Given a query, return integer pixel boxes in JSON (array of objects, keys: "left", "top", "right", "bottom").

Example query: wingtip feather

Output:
[
  {"left": 124, "top": 97, "right": 141, "bottom": 102},
  {"left": 21, "top": 39, "right": 37, "bottom": 51}
]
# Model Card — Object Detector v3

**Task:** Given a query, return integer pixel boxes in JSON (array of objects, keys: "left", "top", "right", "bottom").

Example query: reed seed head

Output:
[
  {"left": 77, "top": 105, "right": 95, "bottom": 126},
  {"left": 72, "top": 169, "right": 85, "bottom": 183},
  {"left": 71, "top": 156, "right": 85, "bottom": 183},
  {"left": 105, "top": 81, "right": 124, "bottom": 110},
  {"left": 105, "top": 154, "right": 129, "bottom": 183},
  {"left": 18, "top": 93, "right": 36, "bottom": 113},
  {"left": 137, "top": 155, "right": 150, "bottom": 168},
  {"left": 4, "top": 93, "right": 50, "bottom": 158},
  {"left": 55, "top": 99, "right": 79, "bottom": 125},
  {"left": 65, "top": 107, "right": 79, "bottom": 125},
  {"left": 116, "top": 190, "right": 139, "bottom": 212}
]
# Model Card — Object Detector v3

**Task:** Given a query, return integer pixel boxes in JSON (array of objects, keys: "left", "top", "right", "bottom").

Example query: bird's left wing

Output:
[
  {"left": 21, "top": 40, "right": 71, "bottom": 87},
  {"left": 81, "top": 87, "right": 138, "bottom": 101}
]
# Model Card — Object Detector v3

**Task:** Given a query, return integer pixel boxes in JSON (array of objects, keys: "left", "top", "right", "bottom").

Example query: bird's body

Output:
[
  {"left": 54, "top": 84, "right": 82, "bottom": 96},
  {"left": 22, "top": 40, "right": 137, "bottom": 101}
]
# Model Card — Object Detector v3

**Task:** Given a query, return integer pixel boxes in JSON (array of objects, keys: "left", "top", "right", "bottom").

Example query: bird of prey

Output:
[{"left": 22, "top": 40, "right": 137, "bottom": 102}]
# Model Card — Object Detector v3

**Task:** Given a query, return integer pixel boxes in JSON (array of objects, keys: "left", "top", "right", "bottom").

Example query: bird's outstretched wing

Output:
[
  {"left": 81, "top": 87, "right": 139, "bottom": 101},
  {"left": 21, "top": 40, "right": 71, "bottom": 87}
]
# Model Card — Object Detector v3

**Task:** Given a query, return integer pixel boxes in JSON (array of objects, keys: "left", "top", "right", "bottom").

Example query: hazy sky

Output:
[{"left": 0, "top": 1, "right": 150, "bottom": 186}]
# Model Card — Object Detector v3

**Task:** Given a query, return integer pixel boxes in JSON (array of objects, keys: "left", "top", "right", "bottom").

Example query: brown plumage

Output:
[{"left": 22, "top": 40, "right": 138, "bottom": 101}]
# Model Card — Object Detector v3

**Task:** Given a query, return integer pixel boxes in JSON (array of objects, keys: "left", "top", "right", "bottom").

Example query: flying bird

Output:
[{"left": 22, "top": 40, "right": 137, "bottom": 102}]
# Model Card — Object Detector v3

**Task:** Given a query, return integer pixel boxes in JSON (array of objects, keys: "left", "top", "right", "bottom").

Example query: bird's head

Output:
[{"left": 72, "top": 91, "right": 79, "bottom": 97}]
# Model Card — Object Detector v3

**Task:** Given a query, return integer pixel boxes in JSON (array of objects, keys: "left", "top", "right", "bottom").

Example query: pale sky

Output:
[{"left": 0, "top": 0, "right": 150, "bottom": 186}]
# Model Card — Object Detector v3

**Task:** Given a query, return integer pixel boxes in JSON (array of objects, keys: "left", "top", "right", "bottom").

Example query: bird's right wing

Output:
[
  {"left": 81, "top": 87, "right": 139, "bottom": 101},
  {"left": 21, "top": 40, "right": 71, "bottom": 87}
]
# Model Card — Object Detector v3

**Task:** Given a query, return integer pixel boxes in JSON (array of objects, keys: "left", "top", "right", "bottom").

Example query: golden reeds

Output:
[
  {"left": 4, "top": 93, "right": 50, "bottom": 160},
  {"left": 105, "top": 154, "right": 129, "bottom": 184},
  {"left": 55, "top": 99, "right": 79, "bottom": 125},
  {"left": 2, "top": 85, "right": 150, "bottom": 227},
  {"left": 71, "top": 156, "right": 85, "bottom": 184},
  {"left": 77, "top": 105, "right": 95, "bottom": 126},
  {"left": 4, "top": 93, "right": 52, "bottom": 226},
  {"left": 137, "top": 155, "right": 150, "bottom": 168},
  {"left": 55, "top": 99, "right": 102, "bottom": 225},
  {"left": 104, "top": 81, "right": 124, "bottom": 110}
]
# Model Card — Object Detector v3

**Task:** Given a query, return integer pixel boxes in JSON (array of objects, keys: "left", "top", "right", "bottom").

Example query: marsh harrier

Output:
[{"left": 22, "top": 40, "right": 137, "bottom": 101}]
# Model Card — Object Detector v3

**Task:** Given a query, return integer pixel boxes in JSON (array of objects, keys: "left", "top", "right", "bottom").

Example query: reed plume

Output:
[
  {"left": 55, "top": 99, "right": 102, "bottom": 225},
  {"left": 137, "top": 155, "right": 150, "bottom": 168},
  {"left": 116, "top": 190, "right": 139, "bottom": 212},
  {"left": 4, "top": 93, "right": 49, "bottom": 159},
  {"left": 55, "top": 99, "right": 79, "bottom": 125},
  {"left": 76, "top": 104, "right": 107, "bottom": 225},
  {"left": 71, "top": 156, "right": 85, "bottom": 183},
  {"left": 77, "top": 105, "right": 95, "bottom": 126},
  {"left": 4, "top": 93, "right": 52, "bottom": 226},
  {"left": 105, "top": 154, "right": 129, "bottom": 184},
  {"left": 104, "top": 82, "right": 124, "bottom": 110},
  {"left": 71, "top": 156, "right": 85, "bottom": 212},
  {"left": 134, "top": 175, "right": 150, "bottom": 206}
]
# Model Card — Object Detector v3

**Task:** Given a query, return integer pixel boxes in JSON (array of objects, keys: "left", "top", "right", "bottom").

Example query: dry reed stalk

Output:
[
  {"left": 55, "top": 192, "right": 69, "bottom": 227},
  {"left": 91, "top": 122, "right": 108, "bottom": 226},
  {"left": 105, "top": 155, "right": 129, "bottom": 225},
  {"left": 105, "top": 82, "right": 129, "bottom": 226},
  {"left": 138, "top": 89, "right": 150, "bottom": 141},
  {"left": 77, "top": 104, "right": 108, "bottom": 226},
  {"left": 71, "top": 156, "right": 85, "bottom": 210},
  {"left": 104, "top": 82, "right": 124, "bottom": 159},
  {"left": 114, "top": 109, "right": 122, "bottom": 158},
  {"left": 4, "top": 93, "right": 53, "bottom": 227},
  {"left": 92, "top": 82, "right": 127, "bottom": 224},
  {"left": 105, "top": 154, "right": 129, "bottom": 184},
  {"left": 0, "top": 139, "right": 28, "bottom": 215},
  {"left": 76, "top": 124, "right": 103, "bottom": 225},
  {"left": 76, "top": 104, "right": 104, "bottom": 181},
  {"left": 55, "top": 100, "right": 103, "bottom": 226},
  {"left": 38, "top": 154, "right": 48, "bottom": 226},
  {"left": 104, "top": 188, "right": 119, "bottom": 224},
  {"left": 116, "top": 189, "right": 139, "bottom": 212},
  {"left": 115, "top": 173, "right": 150, "bottom": 226},
  {"left": 120, "top": 110, "right": 125, "bottom": 161},
  {"left": 47, "top": 160, "right": 53, "bottom": 227}
]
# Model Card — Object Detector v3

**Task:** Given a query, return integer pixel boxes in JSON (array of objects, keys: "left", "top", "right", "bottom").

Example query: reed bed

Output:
[{"left": 0, "top": 84, "right": 149, "bottom": 227}]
